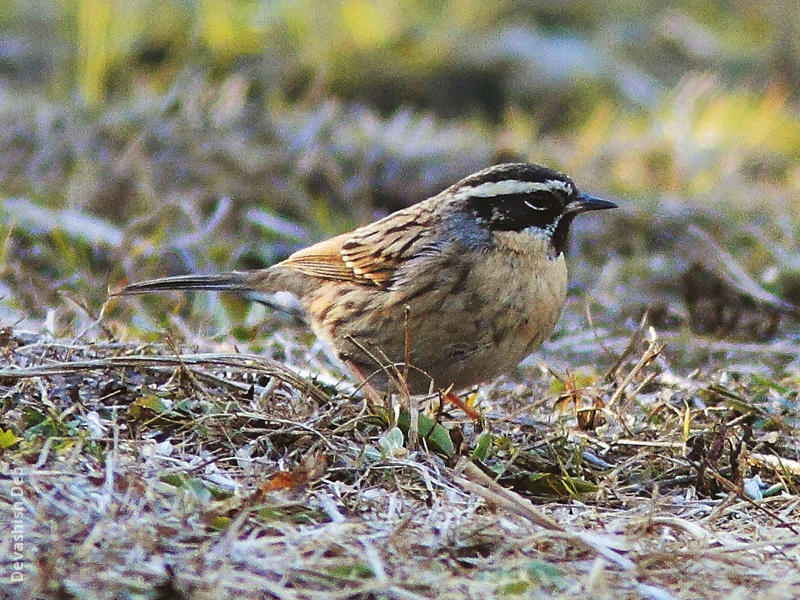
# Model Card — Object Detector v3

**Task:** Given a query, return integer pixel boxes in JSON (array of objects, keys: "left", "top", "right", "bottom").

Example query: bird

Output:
[{"left": 116, "top": 163, "right": 616, "bottom": 398}]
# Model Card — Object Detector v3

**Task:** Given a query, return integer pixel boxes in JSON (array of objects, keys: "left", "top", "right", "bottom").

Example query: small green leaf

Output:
[
  {"left": 499, "top": 580, "right": 529, "bottom": 595},
  {"left": 472, "top": 433, "right": 492, "bottom": 461},
  {"left": 327, "top": 562, "right": 373, "bottom": 580},
  {"left": 750, "top": 374, "right": 790, "bottom": 395},
  {"left": 257, "top": 507, "right": 282, "bottom": 521},
  {"left": 525, "top": 559, "right": 564, "bottom": 582},
  {"left": 378, "top": 427, "right": 405, "bottom": 457},
  {"left": 21, "top": 407, "right": 70, "bottom": 438},
  {"left": 0, "top": 428, "right": 19, "bottom": 449},
  {"left": 396, "top": 411, "right": 455, "bottom": 457},
  {"left": 129, "top": 395, "right": 169, "bottom": 419},
  {"left": 159, "top": 474, "right": 231, "bottom": 501},
  {"left": 549, "top": 378, "right": 566, "bottom": 394},
  {"left": 160, "top": 473, "right": 186, "bottom": 488},
  {"left": 208, "top": 515, "right": 231, "bottom": 530},
  {"left": 22, "top": 406, "right": 47, "bottom": 428},
  {"left": 573, "top": 370, "right": 597, "bottom": 388}
]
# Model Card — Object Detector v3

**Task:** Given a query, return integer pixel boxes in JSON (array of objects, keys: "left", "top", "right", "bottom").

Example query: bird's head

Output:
[{"left": 448, "top": 163, "right": 617, "bottom": 257}]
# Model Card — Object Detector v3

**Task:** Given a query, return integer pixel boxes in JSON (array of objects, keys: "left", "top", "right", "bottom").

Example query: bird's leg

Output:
[
  {"left": 346, "top": 361, "right": 384, "bottom": 408},
  {"left": 443, "top": 390, "right": 482, "bottom": 421}
]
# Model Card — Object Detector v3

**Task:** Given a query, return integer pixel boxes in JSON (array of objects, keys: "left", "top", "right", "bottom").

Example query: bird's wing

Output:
[{"left": 278, "top": 204, "right": 438, "bottom": 288}]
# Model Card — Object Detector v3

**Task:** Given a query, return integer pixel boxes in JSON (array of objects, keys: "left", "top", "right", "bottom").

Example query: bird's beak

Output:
[{"left": 566, "top": 193, "right": 618, "bottom": 214}]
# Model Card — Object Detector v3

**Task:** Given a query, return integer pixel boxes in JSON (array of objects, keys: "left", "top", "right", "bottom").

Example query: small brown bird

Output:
[{"left": 117, "top": 163, "right": 616, "bottom": 396}]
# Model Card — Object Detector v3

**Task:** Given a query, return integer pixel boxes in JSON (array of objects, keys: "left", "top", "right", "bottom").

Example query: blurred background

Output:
[{"left": 1, "top": 0, "right": 799, "bottom": 371}]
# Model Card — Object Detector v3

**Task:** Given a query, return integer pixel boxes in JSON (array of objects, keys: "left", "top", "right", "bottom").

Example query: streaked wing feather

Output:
[
  {"left": 277, "top": 234, "right": 355, "bottom": 281},
  {"left": 277, "top": 205, "right": 437, "bottom": 288}
]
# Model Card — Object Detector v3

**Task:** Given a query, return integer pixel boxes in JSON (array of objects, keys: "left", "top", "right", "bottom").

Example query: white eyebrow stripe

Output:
[{"left": 454, "top": 179, "right": 571, "bottom": 200}]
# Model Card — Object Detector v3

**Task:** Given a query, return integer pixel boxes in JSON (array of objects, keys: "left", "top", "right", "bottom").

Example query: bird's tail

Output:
[
  {"left": 113, "top": 271, "right": 260, "bottom": 296},
  {"left": 112, "top": 269, "right": 306, "bottom": 318}
]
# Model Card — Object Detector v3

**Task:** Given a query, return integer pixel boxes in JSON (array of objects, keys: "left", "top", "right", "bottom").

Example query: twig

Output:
[
  {"left": 606, "top": 329, "right": 664, "bottom": 410},
  {"left": 605, "top": 311, "right": 648, "bottom": 382},
  {"left": 0, "top": 352, "right": 331, "bottom": 404},
  {"left": 453, "top": 459, "right": 634, "bottom": 570}
]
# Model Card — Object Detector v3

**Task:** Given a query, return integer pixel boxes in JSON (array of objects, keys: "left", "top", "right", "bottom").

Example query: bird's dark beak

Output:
[{"left": 566, "top": 193, "right": 618, "bottom": 214}]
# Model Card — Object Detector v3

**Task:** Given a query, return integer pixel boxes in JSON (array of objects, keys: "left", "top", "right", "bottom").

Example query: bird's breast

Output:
[{"left": 467, "top": 232, "right": 568, "bottom": 356}]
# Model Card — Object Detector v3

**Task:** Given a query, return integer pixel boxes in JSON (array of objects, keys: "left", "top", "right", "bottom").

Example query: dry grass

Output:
[{"left": 1, "top": 293, "right": 799, "bottom": 599}]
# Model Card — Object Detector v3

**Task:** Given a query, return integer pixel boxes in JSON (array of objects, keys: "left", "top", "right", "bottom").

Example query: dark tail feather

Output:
[{"left": 113, "top": 272, "right": 257, "bottom": 296}]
